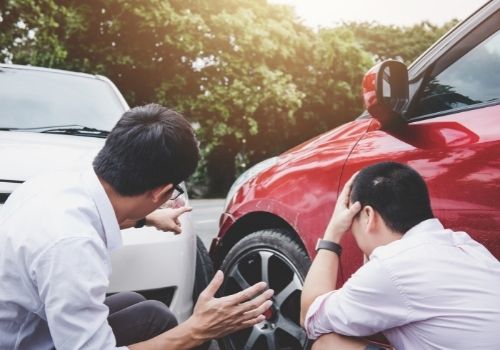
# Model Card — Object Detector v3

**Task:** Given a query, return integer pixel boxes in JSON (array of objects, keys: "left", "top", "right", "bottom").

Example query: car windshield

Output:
[{"left": 0, "top": 67, "right": 126, "bottom": 131}]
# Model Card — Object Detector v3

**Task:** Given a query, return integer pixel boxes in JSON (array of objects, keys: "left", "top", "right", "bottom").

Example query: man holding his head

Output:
[
  {"left": 0, "top": 104, "right": 273, "bottom": 349},
  {"left": 301, "top": 162, "right": 500, "bottom": 349}
]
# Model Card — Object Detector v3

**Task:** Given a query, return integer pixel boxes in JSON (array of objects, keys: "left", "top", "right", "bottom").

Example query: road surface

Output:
[{"left": 190, "top": 199, "right": 225, "bottom": 250}]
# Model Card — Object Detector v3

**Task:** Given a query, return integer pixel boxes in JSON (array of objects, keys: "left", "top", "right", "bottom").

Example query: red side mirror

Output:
[{"left": 362, "top": 60, "right": 409, "bottom": 128}]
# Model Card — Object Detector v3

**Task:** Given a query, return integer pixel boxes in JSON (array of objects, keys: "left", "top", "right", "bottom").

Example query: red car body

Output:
[
  {"left": 211, "top": 1, "right": 500, "bottom": 349},
  {"left": 215, "top": 104, "right": 500, "bottom": 282}
]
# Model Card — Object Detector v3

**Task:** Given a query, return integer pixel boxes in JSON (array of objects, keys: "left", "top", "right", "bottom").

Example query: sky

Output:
[{"left": 270, "top": 0, "right": 489, "bottom": 27}]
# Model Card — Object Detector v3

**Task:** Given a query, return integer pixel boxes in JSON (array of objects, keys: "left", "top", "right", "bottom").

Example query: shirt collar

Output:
[
  {"left": 81, "top": 167, "right": 123, "bottom": 251},
  {"left": 370, "top": 218, "right": 445, "bottom": 259},
  {"left": 403, "top": 218, "right": 444, "bottom": 240}
]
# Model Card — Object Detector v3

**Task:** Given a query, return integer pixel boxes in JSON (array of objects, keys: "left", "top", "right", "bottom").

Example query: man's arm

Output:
[
  {"left": 119, "top": 207, "right": 192, "bottom": 233},
  {"left": 144, "top": 207, "right": 192, "bottom": 234},
  {"left": 300, "top": 173, "right": 411, "bottom": 340},
  {"left": 36, "top": 235, "right": 272, "bottom": 350},
  {"left": 35, "top": 237, "right": 127, "bottom": 349},
  {"left": 300, "top": 174, "right": 361, "bottom": 326},
  {"left": 130, "top": 271, "right": 273, "bottom": 350}
]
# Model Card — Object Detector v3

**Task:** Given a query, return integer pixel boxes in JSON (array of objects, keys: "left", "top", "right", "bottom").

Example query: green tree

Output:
[
  {"left": 343, "top": 20, "right": 459, "bottom": 64},
  {"left": 0, "top": 0, "right": 459, "bottom": 196},
  {"left": 154, "top": 0, "right": 314, "bottom": 195},
  {"left": 292, "top": 27, "right": 373, "bottom": 143},
  {"left": 0, "top": 0, "right": 83, "bottom": 66}
]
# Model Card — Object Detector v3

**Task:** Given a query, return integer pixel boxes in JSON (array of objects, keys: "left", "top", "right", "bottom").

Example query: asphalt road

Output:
[{"left": 190, "top": 199, "right": 225, "bottom": 250}]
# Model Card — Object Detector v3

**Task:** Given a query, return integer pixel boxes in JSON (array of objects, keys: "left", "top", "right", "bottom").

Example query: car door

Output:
[{"left": 338, "top": 8, "right": 500, "bottom": 280}]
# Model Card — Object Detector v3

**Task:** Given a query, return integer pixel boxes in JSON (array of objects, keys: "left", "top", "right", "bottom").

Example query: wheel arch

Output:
[{"left": 212, "top": 211, "right": 309, "bottom": 269}]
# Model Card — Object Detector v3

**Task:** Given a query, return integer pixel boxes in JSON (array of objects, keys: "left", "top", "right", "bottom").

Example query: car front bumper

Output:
[{"left": 108, "top": 211, "right": 196, "bottom": 322}]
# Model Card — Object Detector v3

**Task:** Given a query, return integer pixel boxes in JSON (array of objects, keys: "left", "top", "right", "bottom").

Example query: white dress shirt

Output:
[
  {"left": 305, "top": 219, "right": 500, "bottom": 350},
  {"left": 0, "top": 168, "right": 126, "bottom": 349}
]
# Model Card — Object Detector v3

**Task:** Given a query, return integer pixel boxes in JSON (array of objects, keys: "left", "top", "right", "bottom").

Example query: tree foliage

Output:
[
  {"left": 0, "top": 0, "right": 456, "bottom": 196},
  {"left": 342, "top": 20, "right": 459, "bottom": 64},
  {"left": 0, "top": 0, "right": 83, "bottom": 66}
]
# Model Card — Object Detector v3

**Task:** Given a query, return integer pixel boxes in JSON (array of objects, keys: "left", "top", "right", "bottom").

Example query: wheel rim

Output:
[{"left": 221, "top": 248, "right": 308, "bottom": 350}]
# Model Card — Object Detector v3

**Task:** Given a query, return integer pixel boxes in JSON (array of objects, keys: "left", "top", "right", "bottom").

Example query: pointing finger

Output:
[
  {"left": 171, "top": 224, "right": 182, "bottom": 234},
  {"left": 173, "top": 206, "right": 193, "bottom": 217}
]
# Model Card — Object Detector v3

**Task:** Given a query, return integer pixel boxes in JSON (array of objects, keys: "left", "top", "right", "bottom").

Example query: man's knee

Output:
[
  {"left": 142, "top": 300, "right": 178, "bottom": 331},
  {"left": 120, "top": 291, "right": 147, "bottom": 304},
  {"left": 108, "top": 299, "right": 178, "bottom": 346}
]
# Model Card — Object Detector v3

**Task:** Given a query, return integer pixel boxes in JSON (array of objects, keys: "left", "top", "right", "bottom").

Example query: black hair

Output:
[
  {"left": 350, "top": 162, "right": 434, "bottom": 234},
  {"left": 93, "top": 103, "right": 199, "bottom": 196}
]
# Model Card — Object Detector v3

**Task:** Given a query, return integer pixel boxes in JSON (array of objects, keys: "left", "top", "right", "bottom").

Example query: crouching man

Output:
[
  {"left": 300, "top": 162, "right": 500, "bottom": 350},
  {"left": 0, "top": 104, "right": 273, "bottom": 349}
]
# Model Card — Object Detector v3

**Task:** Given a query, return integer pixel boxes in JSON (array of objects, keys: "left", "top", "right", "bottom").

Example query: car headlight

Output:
[{"left": 224, "top": 156, "right": 279, "bottom": 209}]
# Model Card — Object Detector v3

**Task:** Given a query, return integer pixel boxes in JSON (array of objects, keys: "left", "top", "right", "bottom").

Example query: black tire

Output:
[
  {"left": 193, "top": 236, "right": 214, "bottom": 350},
  {"left": 193, "top": 236, "right": 214, "bottom": 301},
  {"left": 218, "top": 229, "right": 311, "bottom": 350}
]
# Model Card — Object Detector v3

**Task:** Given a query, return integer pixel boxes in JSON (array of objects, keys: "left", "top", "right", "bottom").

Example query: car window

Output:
[
  {"left": 413, "top": 29, "right": 500, "bottom": 117},
  {"left": 0, "top": 68, "right": 125, "bottom": 131}
]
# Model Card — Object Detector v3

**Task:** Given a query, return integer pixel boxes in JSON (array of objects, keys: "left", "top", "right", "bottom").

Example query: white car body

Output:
[{"left": 0, "top": 64, "right": 196, "bottom": 322}]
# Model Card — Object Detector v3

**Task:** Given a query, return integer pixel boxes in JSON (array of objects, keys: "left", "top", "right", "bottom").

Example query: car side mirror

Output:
[{"left": 362, "top": 60, "right": 409, "bottom": 128}]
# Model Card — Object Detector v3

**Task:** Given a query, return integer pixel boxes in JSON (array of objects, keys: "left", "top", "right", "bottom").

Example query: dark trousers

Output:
[{"left": 105, "top": 292, "right": 178, "bottom": 347}]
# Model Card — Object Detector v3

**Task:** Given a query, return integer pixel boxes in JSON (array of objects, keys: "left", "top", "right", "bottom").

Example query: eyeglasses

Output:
[{"left": 170, "top": 184, "right": 184, "bottom": 201}]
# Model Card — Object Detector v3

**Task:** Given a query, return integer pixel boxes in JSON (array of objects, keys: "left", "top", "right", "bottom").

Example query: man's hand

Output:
[
  {"left": 145, "top": 207, "right": 192, "bottom": 234},
  {"left": 186, "top": 270, "right": 274, "bottom": 340},
  {"left": 301, "top": 172, "right": 361, "bottom": 326},
  {"left": 324, "top": 173, "right": 362, "bottom": 242},
  {"left": 129, "top": 271, "right": 274, "bottom": 350}
]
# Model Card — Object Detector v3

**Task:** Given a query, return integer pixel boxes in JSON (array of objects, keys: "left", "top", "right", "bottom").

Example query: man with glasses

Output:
[{"left": 0, "top": 104, "right": 273, "bottom": 349}]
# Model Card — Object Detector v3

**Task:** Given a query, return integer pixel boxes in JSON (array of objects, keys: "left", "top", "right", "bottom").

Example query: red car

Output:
[{"left": 210, "top": 1, "right": 500, "bottom": 349}]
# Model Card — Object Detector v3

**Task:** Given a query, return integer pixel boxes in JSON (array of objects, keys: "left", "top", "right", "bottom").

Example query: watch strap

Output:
[
  {"left": 134, "top": 218, "right": 147, "bottom": 229},
  {"left": 315, "top": 239, "right": 342, "bottom": 256}
]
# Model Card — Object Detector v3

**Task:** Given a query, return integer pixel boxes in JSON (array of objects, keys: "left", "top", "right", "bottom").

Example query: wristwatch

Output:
[
  {"left": 134, "top": 218, "right": 147, "bottom": 229},
  {"left": 315, "top": 239, "right": 342, "bottom": 256}
]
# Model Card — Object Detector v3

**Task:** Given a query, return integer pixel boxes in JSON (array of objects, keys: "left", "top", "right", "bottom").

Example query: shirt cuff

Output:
[{"left": 304, "top": 291, "right": 336, "bottom": 340}]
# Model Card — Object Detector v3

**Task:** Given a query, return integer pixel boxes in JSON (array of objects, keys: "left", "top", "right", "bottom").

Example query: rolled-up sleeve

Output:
[
  {"left": 304, "top": 258, "right": 411, "bottom": 340},
  {"left": 33, "top": 236, "right": 126, "bottom": 349}
]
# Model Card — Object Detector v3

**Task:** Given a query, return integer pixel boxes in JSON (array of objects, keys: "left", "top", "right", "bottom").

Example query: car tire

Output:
[
  {"left": 218, "top": 229, "right": 311, "bottom": 350},
  {"left": 193, "top": 235, "right": 214, "bottom": 350}
]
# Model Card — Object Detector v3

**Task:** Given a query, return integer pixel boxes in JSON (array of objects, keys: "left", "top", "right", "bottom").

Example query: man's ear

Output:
[
  {"left": 366, "top": 206, "right": 388, "bottom": 236},
  {"left": 364, "top": 205, "right": 377, "bottom": 234},
  {"left": 150, "top": 183, "right": 173, "bottom": 204}
]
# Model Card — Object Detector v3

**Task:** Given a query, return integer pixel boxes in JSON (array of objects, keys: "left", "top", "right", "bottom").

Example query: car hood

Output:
[
  {"left": 223, "top": 118, "right": 373, "bottom": 211},
  {"left": 0, "top": 131, "right": 104, "bottom": 182},
  {"left": 280, "top": 118, "right": 372, "bottom": 159}
]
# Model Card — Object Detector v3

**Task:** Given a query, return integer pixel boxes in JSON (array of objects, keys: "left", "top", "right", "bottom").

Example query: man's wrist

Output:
[
  {"left": 315, "top": 239, "right": 342, "bottom": 256},
  {"left": 150, "top": 318, "right": 204, "bottom": 350},
  {"left": 181, "top": 316, "right": 206, "bottom": 344},
  {"left": 144, "top": 211, "right": 159, "bottom": 227},
  {"left": 134, "top": 218, "right": 147, "bottom": 228}
]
